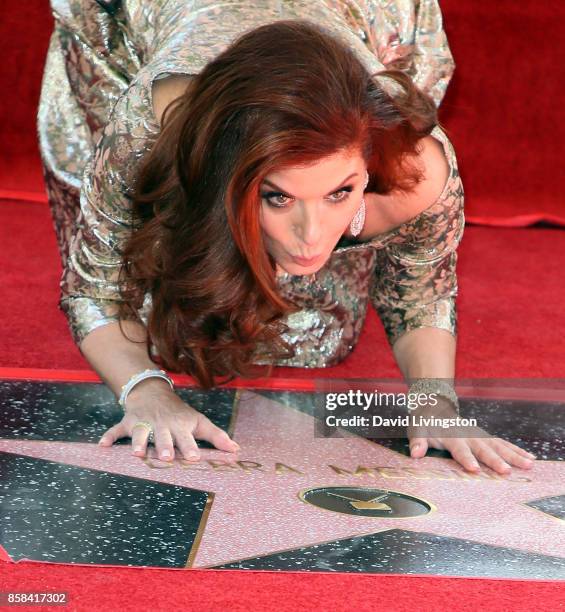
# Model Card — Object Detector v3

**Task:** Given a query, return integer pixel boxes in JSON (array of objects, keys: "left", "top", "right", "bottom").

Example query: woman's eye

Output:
[
  {"left": 261, "top": 186, "right": 352, "bottom": 208},
  {"left": 261, "top": 192, "right": 293, "bottom": 208},
  {"left": 328, "top": 189, "right": 351, "bottom": 203}
]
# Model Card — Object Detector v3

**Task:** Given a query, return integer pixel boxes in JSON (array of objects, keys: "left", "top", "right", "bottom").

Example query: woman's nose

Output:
[{"left": 294, "top": 204, "right": 323, "bottom": 246}]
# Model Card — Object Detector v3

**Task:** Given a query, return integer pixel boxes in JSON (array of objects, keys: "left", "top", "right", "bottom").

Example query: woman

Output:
[{"left": 38, "top": 0, "right": 536, "bottom": 474}]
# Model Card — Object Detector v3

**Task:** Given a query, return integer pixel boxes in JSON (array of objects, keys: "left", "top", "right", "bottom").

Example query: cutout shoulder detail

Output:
[{"left": 150, "top": 72, "right": 193, "bottom": 127}]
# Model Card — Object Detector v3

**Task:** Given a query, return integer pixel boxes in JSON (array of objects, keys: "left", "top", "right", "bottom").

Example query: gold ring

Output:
[{"left": 132, "top": 420, "right": 155, "bottom": 444}]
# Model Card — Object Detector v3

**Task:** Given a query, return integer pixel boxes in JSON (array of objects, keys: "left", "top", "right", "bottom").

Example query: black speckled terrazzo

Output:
[
  {"left": 0, "top": 379, "right": 563, "bottom": 576},
  {"left": 0, "top": 380, "right": 236, "bottom": 445},
  {"left": 0, "top": 452, "right": 208, "bottom": 567},
  {"left": 215, "top": 529, "right": 565, "bottom": 579},
  {"left": 526, "top": 495, "right": 565, "bottom": 521}
]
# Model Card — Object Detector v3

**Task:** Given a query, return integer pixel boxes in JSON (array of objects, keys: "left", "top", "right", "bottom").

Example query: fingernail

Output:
[
  {"left": 161, "top": 450, "right": 171, "bottom": 459},
  {"left": 412, "top": 444, "right": 420, "bottom": 451},
  {"left": 232, "top": 443, "right": 241, "bottom": 452},
  {"left": 134, "top": 446, "right": 143, "bottom": 453},
  {"left": 98, "top": 438, "right": 106, "bottom": 445},
  {"left": 527, "top": 452, "right": 537, "bottom": 459},
  {"left": 187, "top": 451, "right": 199, "bottom": 460}
]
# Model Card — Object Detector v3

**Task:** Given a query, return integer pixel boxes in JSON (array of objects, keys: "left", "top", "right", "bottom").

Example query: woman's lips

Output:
[{"left": 291, "top": 254, "right": 323, "bottom": 266}]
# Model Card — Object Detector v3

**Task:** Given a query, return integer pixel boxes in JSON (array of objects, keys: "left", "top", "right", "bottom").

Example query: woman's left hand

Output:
[
  {"left": 407, "top": 399, "right": 537, "bottom": 474},
  {"left": 408, "top": 432, "right": 537, "bottom": 474}
]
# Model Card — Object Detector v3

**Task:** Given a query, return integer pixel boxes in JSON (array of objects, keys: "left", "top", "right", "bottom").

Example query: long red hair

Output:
[{"left": 118, "top": 19, "right": 437, "bottom": 388}]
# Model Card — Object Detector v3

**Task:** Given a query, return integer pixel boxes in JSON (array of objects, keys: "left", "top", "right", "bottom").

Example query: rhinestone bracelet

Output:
[
  {"left": 118, "top": 368, "right": 175, "bottom": 410},
  {"left": 407, "top": 379, "right": 460, "bottom": 414}
]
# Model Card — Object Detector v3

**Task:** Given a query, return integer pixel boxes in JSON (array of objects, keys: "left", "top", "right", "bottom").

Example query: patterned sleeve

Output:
[
  {"left": 354, "top": 0, "right": 455, "bottom": 106},
  {"left": 369, "top": 127, "right": 465, "bottom": 347},
  {"left": 406, "top": 0, "right": 455, "bottom": 106},
  {"left": 59, "top": 71, "right": 160, "bottom": 347}
]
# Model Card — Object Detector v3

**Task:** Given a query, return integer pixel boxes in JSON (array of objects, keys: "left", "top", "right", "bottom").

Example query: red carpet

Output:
[
  {"left": 438, "top": 2, "right": 565, "bottom": 227},
  {"left": 1, "top": 0, "right": 564, "bottom": 608},
  {"left": 1, "top": 561, "right": 563, "bottom": 612}
]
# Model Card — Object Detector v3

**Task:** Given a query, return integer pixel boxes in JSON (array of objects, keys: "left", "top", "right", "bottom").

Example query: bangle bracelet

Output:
[
  {"left": 407, "top": 379, "right": 460, "bottom": 414},
  {"left": 118, "top": 369, "right": 175, "bottom": 409}
]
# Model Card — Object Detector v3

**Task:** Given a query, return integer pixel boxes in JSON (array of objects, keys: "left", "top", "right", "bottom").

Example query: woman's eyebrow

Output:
[{"left": 261, "top": 172, "right": 359, "bottom": 196}]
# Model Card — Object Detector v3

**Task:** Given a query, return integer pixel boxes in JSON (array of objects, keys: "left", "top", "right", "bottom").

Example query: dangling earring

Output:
[{"left": 349, "top": 170, "right": 369, "bottom": 237}]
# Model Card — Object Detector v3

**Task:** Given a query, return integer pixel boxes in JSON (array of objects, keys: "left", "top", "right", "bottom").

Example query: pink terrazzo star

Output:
[{"left": 0, "top": 390, "right": 563, "bottom": 568}]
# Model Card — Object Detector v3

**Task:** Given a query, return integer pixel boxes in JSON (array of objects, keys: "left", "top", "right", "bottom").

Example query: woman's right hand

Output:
[{"left": 97, "top": 379, "right": 241, "bottom": 462}]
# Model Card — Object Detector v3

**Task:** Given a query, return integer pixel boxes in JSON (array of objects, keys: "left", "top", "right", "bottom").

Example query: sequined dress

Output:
[{"left": 38, "top": 0, "right": 464, "bottom": 368}]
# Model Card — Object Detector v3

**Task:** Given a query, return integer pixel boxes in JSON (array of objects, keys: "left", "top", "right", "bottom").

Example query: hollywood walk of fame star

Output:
[{"left": 0, "top": 389, "right": 563, "bottom": 568}]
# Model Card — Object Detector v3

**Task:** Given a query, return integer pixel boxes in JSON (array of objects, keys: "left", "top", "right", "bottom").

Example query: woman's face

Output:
[{"left": 259, "top": 148, "right": 367, "bottom": 276}]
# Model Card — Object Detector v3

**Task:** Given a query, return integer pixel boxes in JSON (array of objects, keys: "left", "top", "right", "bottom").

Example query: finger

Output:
[
  {"left": 444, "top": 440, "right": 481, "bottom": 472},
  {"left": 489, "top": 440, "right": 535, "bottom": 470},
  {"left": 98, "top": 422, "right": 129, "bottom": 447},
  {"left": 498, "top": 439, "right": 537, "bottom": 461},
  {"left": 131, "top": 424, "right": 153, "bottom": 457},
  {"left": 471, "top": 441, "right": 512, "bottom": 474},
  {"left": 194, "top": 417, "right": 240, "bottom": 453},
  {"left": 172, "top": 428, "right": 201, "bottom": 462},
  {"left": 154, "top": 427, "right": 175, "bottom": 462},
  {"left": 409, "top": 437, "right": 429, "bottom": 459}
]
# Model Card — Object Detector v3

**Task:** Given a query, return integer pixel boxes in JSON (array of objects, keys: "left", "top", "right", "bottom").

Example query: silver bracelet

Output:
[
  {"left": 118, "top": 369, "right": 175, "bottom": 409},
  {"left": 407, "top": 379, "right": 460, "bottom": 414}
]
